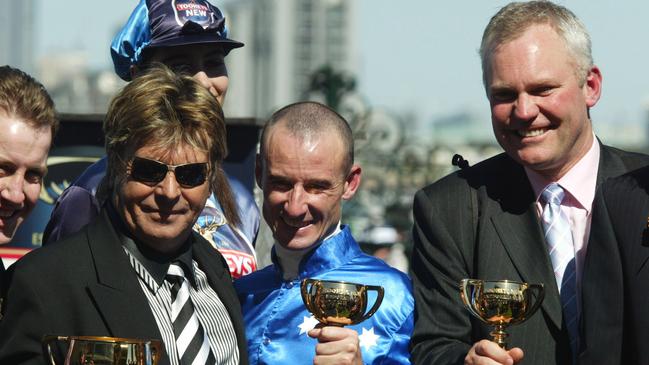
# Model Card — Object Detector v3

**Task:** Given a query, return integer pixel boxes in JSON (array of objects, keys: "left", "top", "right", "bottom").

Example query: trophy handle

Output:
[
  {"left": 460, "top": 279, "right": 486, "bottom": 322},
  {"left": 301, "top": 278, "right": 328, "bottom": 320},
  {"left": 42, "top": 335, "right": 70, "bottom": 365},
  {"left": 357, "top": 285, "right": 384, "bottom": 323},
  {"left": 524, "top": 283, "right": 545, "bottom": 318},
  {"left": 300, "top": 279, "right": 316, "bottom": 313}
]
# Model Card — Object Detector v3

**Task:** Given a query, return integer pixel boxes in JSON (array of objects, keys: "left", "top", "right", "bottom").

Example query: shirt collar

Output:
[
  {"left": 525, "top": 134, "right": 600, "bottom": 212},
  {"left": 271, "top": 225, "right": 362, "bottom": 280},
  {"left": 122, "top": 237, "right": 196, "bottom": 288}
]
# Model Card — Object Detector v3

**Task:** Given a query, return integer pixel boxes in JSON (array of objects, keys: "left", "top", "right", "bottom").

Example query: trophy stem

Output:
[{"left": 490, "top": 325, "right": 508, "bottom": 349}]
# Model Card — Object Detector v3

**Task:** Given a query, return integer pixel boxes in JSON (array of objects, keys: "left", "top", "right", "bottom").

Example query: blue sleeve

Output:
[
  {"left": 42, "top": 158, "right": 107, "bottom": 245},
  {"left": 379, "top": 310, "right": 414, "bottom": 364},
  {"left": 42, "top": 186, "right": 101, "bottom": 245},
  {"left": 227, "top": 175, "right": 260, "bottom": 246}
]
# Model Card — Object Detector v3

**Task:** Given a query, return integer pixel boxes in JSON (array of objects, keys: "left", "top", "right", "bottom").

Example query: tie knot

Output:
[
  {"left": 166, "top": 261, "right": 186, "bottom": 285},
  {"left": 540, "top": 183, "right": 565, "bottom": 205}
]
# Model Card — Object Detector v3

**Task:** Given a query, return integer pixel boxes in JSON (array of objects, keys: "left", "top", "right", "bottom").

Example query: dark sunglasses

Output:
[{"left": 129, "top": 157, "right": 208, "bottom": 188}]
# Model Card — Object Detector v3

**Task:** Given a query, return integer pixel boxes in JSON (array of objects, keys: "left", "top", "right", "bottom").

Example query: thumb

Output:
[
  {"left": 307, "top": 328, "right": 321, "bottom": 339},
  {"left": 508, "top": 347, "right": 524, "bottom": 363}
]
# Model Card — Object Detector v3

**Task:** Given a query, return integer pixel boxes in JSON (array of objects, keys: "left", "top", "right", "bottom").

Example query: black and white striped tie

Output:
[{"left": 166, "top": 262, "right": 216, "bottom": 365}]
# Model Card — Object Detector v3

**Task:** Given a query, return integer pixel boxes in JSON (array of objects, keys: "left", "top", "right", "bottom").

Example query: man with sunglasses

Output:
[
  {"left": 234, "top": 102, "right": 413, "bottom": 365},
  {"left": 42, "top": 0, "right": 259, "bottom": 279},
  {"left": 0, "top": 66, "right": 248, "bottom": 365}
]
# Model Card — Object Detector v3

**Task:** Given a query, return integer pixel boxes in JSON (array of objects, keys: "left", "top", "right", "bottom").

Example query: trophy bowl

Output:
[
  {"left": 42, "top": 335, "right": 163, "bottom": 365},
  {"left": 460, "top": 279, "right": 544, "bottom": 348},
  {"left": 300, "top": 278, "right": 384, "bottom": 327}
]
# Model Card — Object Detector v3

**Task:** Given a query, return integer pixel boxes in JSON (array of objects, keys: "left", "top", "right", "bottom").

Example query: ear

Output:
[
  {"left": 583, "top": 65, "right": 602, "bottom": 108},
  {"left": 255, "top": 153, "right": 263, "bottom": 189},
  {"left": 341, "top": 165, "right": 362, "bottom": 201}
]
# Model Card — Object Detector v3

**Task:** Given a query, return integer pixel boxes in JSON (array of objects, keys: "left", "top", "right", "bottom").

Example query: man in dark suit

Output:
[
  {"left": 0, "top": 66, "right": 58, "bottom": 287},
  {"left": 0, "top": 66, "right": 248, "bottom": 365},
  {"left": 580, "top": 168, "right": 649, "bottom": 364},
  {"left": 409, "top": 2, "right": 649, "bottom": 365}
]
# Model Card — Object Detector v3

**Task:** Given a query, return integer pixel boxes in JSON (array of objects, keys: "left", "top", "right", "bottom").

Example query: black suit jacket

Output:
[
  {"left": 0, "top": 210, "right": 249, "bottom": 365},
  {"left": 409, "top": 145, "right": 649, "bottom": 365},
  {"left": 580, "top": 166, "right": 649, "bottom": 365}
]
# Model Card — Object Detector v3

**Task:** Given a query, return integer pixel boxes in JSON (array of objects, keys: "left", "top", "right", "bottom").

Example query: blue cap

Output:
[{"left": 111, "top": 0, "right": 244, "bottom": 81}]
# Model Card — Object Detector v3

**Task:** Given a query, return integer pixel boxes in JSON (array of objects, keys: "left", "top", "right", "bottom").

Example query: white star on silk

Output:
[
  {"left": 358, "top": 327, "right": 380, "bottom": 350},
  {"left": 298, "top": 315, "right": 320, "bottom": 335}
]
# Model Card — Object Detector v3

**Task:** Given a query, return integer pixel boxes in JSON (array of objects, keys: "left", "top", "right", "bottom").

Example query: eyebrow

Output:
[
  {"left": 491, "top": 77, "right": 559, "bottom": 90},
  {"left": 31, "top": 166, "right": 48, "bottom": 177},
  {"left": 0, "top": 158, "right": 48, "bottom": 176},
  {"left": 267, "top": 173, "right": 336, "bottom": 187},
  {"left": 267, "top": 174, "right": 291, "bottom": 182}
]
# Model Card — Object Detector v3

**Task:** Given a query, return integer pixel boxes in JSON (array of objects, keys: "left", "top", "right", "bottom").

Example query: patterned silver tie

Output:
[
  {"left": 166, "top": 262, "right": 216, "bottom": 365},
  {"left": 540, "top": 183, "right": 579, "bottom": 362}
]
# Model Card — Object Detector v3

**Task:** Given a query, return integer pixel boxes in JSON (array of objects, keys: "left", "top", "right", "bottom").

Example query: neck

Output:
[
  {"left": 275, "top": 223, "right": 343, "bottom": 280},
  {"left": 275, "top": 244, "right": 314, "bottom": 281}
]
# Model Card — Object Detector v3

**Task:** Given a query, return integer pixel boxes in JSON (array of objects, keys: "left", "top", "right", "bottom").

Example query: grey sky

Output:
[{"left": 36, "top": 0, "right": 649, "bottom": 130}]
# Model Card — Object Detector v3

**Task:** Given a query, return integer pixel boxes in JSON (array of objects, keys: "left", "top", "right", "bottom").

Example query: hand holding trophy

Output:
[
  {"left": 460, "top": 279, "right": 544, "bottom": 349},
  {"left": 301, "top": 278, "right": 384, "bottom": 326},
  {"left": 42, "top": 335, "right": 163, "bottom": 365}
]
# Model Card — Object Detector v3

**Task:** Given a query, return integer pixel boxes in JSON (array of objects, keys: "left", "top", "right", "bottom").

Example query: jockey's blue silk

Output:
[{"left": 235, "top": 226, "right": 414, "bottom": 364}]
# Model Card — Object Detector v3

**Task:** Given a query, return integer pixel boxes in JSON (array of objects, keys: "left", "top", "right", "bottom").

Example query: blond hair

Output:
[{"left": 480, "top": 1, "right": 593, "bottom": 87}]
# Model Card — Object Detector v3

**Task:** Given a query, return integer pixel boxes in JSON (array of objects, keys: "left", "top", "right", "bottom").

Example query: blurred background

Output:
[{"left": 3, "top": 0, "right": 649, "bottom": 270}]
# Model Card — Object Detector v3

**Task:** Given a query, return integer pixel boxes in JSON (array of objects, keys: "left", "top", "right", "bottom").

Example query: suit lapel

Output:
[
  {"left": 596, "top": 143, "right": 631, "bottom": 185},
  {"left": 492, "top": 208, "right": 563, "bottom": 328},
  {"left": 626, "top": 185, "right": 649, "bottom": 276},
  {"left": 596, "top": 144, "right": 649, "bottom": 290},
  {"left": 84, "top": 211, "right": 169, "bottom": 364},
  {"left": 487, "top": 160, "right": 563, "bottom": 329}
]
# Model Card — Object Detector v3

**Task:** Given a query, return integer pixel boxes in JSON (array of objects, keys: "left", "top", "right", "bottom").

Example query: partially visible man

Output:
[
  {"left": 43, "top": 0, "right": 258, "bottom": 279},
  {"left": 235, "top": 102, "right": 413, "bottom": 365},
  {"left": 409, "top": 2, "right": 649, "bottom": 365},
  {"left": 0, "top": 66, "right": 58, "bottom": 278},
  {"left": 0, "top": 66, "right": 248, "bottom": 365}
]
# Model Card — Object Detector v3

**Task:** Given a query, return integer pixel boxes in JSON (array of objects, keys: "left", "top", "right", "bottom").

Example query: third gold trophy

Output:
[{"left": 460, "top": 279, "right": 544, "bottom": 348}]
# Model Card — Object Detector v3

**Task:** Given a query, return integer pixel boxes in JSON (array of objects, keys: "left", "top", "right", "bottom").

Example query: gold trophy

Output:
[
  {"left": 460, "top": 279, "right": 544, "bottom": 348},
  {"left": 42, "top": 335, "right": 163, "bottom": 365},
  {"left": 301, "top": 278, "right": 384, "bottom": 326}
]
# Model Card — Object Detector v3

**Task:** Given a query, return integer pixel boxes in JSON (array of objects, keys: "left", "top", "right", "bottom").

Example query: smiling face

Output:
[
  {"left": 0, "top": 113, "right": 51, "bottom": 244},
  {"left": 115, "top": 143, "right": 211, "bottom": 254},
  {"left": 257, "top": 124, "right": 360, "bottom": 250},
  {"left": 486, "top": 24, "right": 602, "bottom": 179}
]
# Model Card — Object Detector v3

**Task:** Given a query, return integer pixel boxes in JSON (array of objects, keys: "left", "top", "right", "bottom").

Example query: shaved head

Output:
[{"left": 260, "top": 101, "right": 354, "bottom": 176}]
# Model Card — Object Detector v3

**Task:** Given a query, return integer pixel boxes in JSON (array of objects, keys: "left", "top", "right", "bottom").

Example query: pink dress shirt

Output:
[{"left": 525, "top": 135, "right": 600, "bottom": 310}]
